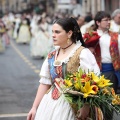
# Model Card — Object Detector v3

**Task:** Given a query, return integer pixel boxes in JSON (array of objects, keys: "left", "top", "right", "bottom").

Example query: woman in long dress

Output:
[
  {"left": 0, "top": 18, "right": 10, "bottom": 47},
  {"left": 27, "top": 18, "right": 101, "bottom": 120},
  {"left": 0, "top": 20, "right": 6, "bottom": 51},
  {"left": 0, "top": 36, "right": 5, "bottom": 53},
  {"left": 13, "top": 15, "right": 21, "bottom": 40},
  {"left": 30, "top": 17, "right": 52, "bottom": 58},
  {"left": 17, "top": 18, "right": 31, "bottom": 44}
]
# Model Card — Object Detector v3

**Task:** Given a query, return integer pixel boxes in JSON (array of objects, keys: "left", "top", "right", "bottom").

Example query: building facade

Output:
[
  {"left": 0, "top": 0, "right": 43, "bottom": 14},
  {"left": 0, "top": 0, "right": 120, "bottom": 16}
]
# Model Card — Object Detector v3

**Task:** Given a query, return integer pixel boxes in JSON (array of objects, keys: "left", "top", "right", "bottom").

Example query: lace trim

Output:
[
  {"left": 63, "top": 43, "right": 81, "bottom": 63},
  {"left": 54, "top": 42, "right": 81, "bottom": 64}
]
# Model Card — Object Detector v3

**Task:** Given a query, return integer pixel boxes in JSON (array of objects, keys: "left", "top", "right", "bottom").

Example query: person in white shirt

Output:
[
  {"left": 110, "top": 9, "right": 120, "bottom": 33},
  {"left": 93, "top": 11, "right": 120, "bottom": 120},
  {"left": 93, "top": 11, "right": 120, "bottom": 92}
]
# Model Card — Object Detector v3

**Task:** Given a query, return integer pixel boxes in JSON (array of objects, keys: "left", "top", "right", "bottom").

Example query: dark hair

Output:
[
  {"left": 85, "top": 16, "right": 93, "bottom": 23},
  {"left": 94, "top": 11, "right": 111, "bottom": 29},
  {"left": 53, "top": 17, "right": 86, "bottom": 47}
]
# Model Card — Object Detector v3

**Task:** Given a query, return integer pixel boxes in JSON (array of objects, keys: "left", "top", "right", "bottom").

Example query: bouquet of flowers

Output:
[
  {"left": 55, "top": 69, "right": 120, "bottom": 119},
  {"left": 83, "top": 31, "right": 100, "bottom": 47}
]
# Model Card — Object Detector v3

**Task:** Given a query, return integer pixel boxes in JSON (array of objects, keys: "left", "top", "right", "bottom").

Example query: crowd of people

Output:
[
  {"left": 0, "top": 6, "right": 120, "bottom": 120},
  {"left": 0, "top": 10, "right": 53, "bottom": 58},
  {"left": 0, "top": 7, "right": 94, "bottom": 57},
  {"left": 0, "top": 8, "right": 92, "bottom": 57}
]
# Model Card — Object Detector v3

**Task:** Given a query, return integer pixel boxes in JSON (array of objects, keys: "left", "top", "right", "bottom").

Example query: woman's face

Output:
[{"left": 52, "top": 23, "right": 70, "bottom": 46}]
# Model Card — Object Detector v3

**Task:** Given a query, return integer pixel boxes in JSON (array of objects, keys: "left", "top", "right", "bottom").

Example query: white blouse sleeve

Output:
[
  {"left": 79, "top": 48, "right": 100, "bottom": 75},
  {"left": 39, "top": 57, "right": 52, "bottom": 85}
]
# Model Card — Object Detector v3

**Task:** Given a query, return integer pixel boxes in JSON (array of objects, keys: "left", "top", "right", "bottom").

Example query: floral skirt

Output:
[{"left": 34, "top": 89, "right": 76, "bottom": 120}]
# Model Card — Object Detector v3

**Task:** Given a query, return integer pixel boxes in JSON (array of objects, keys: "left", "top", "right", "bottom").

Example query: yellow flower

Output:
[
  {"left": 112, "top": 99, "right": 119, "bottom": 105},
  {"left": 74, "top": 82, "right": 81, "bottom": 90},
  {"left": 64, "top": 79, "right": 73, "bottom": 87},
  {"left": 102, "top": 88, "right": 110, "bottom": 95},
  {"left": 112, "top": 94, "right": 120, "bottom": 105},
  {"left": 91, "top": 72, "right": 100, "bottom": 83},
  {"left": 98, "top": 75, "right": 113, "bottom": 88},
  {"left": 81, "top": 81, "right": 97, "bottom": 98}
]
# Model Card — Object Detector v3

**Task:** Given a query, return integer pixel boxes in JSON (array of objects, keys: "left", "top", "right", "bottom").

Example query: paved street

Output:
[{"left": 0, "top": 39, "right": 44, "bottom": 120}]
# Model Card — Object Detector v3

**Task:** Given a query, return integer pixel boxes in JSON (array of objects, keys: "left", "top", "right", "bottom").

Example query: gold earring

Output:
[{"left": 67, "top": 38, "right": 70, "bottom": 44}]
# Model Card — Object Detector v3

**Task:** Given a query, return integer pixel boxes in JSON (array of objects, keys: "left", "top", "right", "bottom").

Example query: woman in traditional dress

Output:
[
  {"left": 30, "top": 17, "right": 52, "bottom": 58},
  {"left": 0, "top": 18, "right": 10, "bottom": 47},
  {"left": 0, "top": 19, "right": 6, "bottom": 50},
  {"left": 30, "top": 16, "right": 39, "bottom": 58},
  {"left": 13, "top": 14, "right": 21, "bottom": 40},
  {"left": 0, "top": 36, "right": 5, "bottom": 53},
  {"left": 17, "top": 18, "right": 31, "bottom": 44},
  {"left": 27, "top": 17, "right": 101, "bottom": 120}
]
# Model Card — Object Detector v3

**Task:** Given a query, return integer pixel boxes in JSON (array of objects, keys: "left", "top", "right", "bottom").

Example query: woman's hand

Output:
[
  {"left": 27, "top": 84, "right": 51, "bottom": 120},
  {"left": 27, "top": 107, "right": 37, "bottom": 120},
  {"left": 77, "top": 104, "right": 90, "bottom": 120}
]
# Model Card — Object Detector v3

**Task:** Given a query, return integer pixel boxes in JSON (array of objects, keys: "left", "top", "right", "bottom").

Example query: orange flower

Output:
[
  {"left": 111, "top": 88, "right": 115, "bottom": 96},
  {"left": 81, "top": 76, "right": 91, "bottom": 83},
  {"left": 92, "top": 85, "right": 99, "bottom": 94}
]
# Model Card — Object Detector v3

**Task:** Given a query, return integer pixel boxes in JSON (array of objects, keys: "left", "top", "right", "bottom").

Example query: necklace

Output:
[
  {"left": 61, "top": 42, "right": 73, "bottom": 54},
  {"left": 53, "top": 43, "right": 73, "bottom": 66}
]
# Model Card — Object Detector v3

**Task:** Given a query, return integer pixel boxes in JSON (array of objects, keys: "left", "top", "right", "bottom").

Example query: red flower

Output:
[
  {"left": 81, "top": 74, "right": 86, "bottom": 78},
  {"left": 83, "top": 31, "right": 100, "bottom": 47}
]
